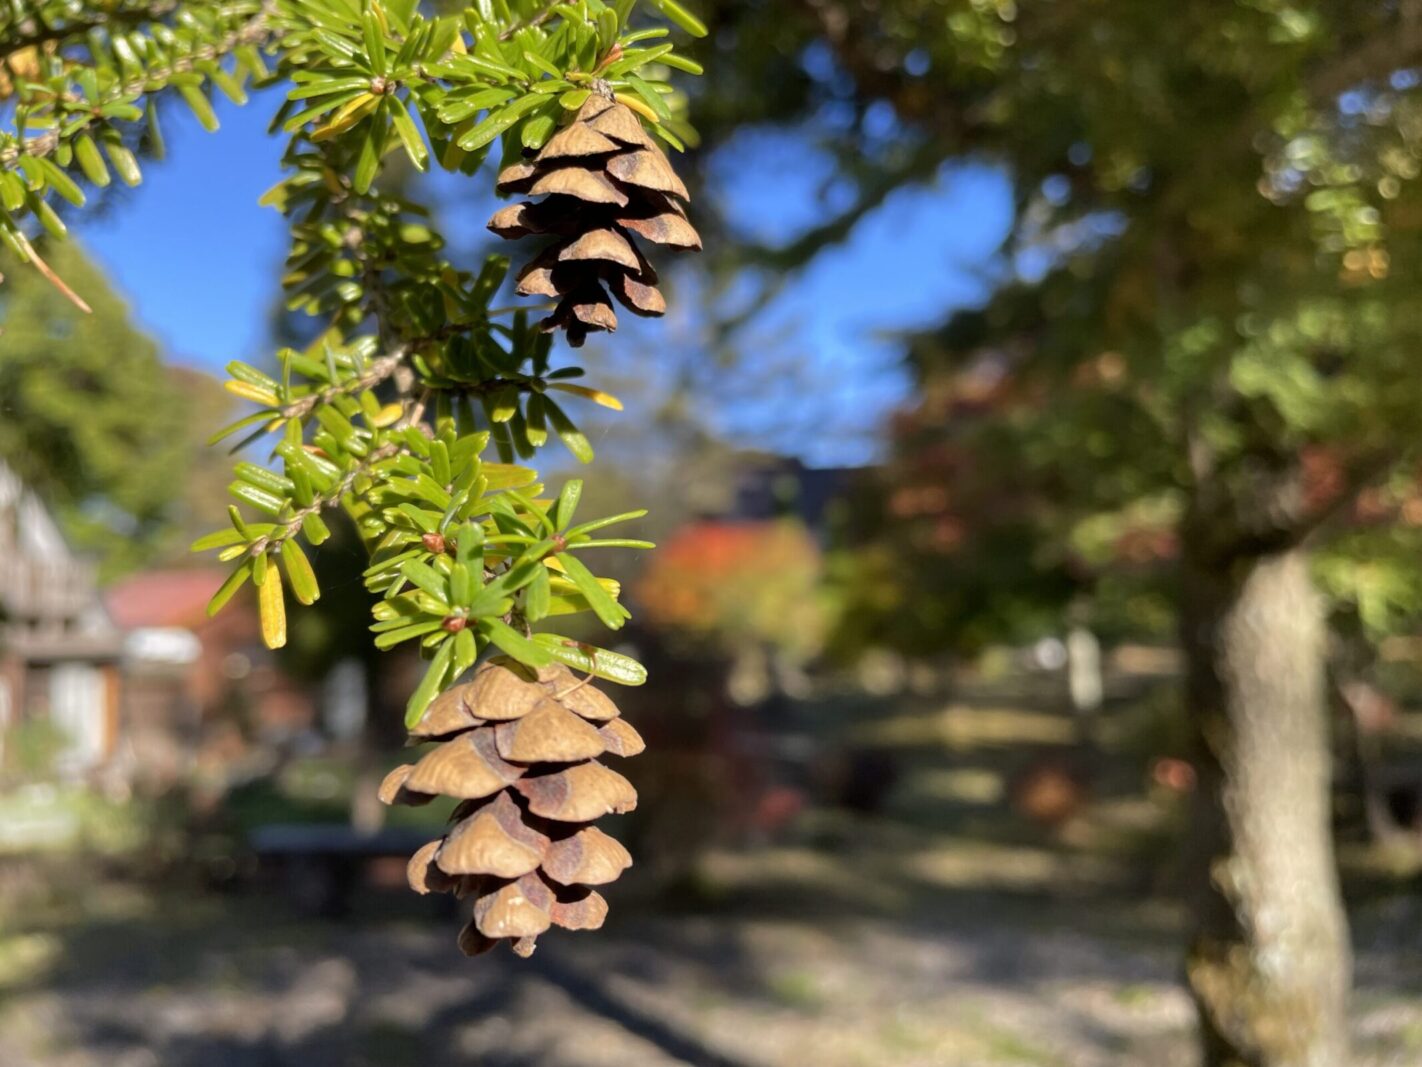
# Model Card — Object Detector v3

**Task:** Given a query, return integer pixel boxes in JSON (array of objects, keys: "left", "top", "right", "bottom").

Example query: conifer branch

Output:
[
  {"left": 0, "top": 0, "right": 180, "bottom": 62},
  {"left": 0, "top": 0, "right": 276, "bottom": 166},
  {"left": 281, "top": 345, "right": 409, "bottom": 421},
  {"left": 244, "top": 438, "right": 404, "bottom": 558}
]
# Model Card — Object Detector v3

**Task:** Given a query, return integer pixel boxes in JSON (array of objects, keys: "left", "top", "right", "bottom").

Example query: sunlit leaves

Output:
[
  {"left": 0, "top": 0, "right": 706, "bottom": 713},
  {"left": 645, "top": 0, "right": 708, "bottom": 38},
  {"left": 259, "top": 563, "right": 288, "bottom": 649},
  {"left": 197, "top": 337, "right": 650, "bottom": 670},
  {"left": 0, "top": 0, "right": 271, "bottom": 272},
  {"left": 459, "top": 93, "right": 546, "bottom": 150},
  {"left": 533, "top": 634, "right": 649, "bottom": 685},
  {"left": 405, "top": 632, "right": 454, "bottom": 726},
  {"left": 270, "top": 0, "right": 706, "bottom": 197},
  {"left": 2, "top": 0, "right": 697, "bottom": 743}
]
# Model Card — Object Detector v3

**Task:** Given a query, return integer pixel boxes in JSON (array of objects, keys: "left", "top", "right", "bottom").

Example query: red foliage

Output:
[{"left": 635, "top": 520, "right": 824, "bottom": 653}]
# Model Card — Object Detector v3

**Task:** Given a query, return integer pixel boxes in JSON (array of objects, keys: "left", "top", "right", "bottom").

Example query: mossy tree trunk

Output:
[{"left": 1180, "top": 463, "right": 1352, "bottom": 1067}]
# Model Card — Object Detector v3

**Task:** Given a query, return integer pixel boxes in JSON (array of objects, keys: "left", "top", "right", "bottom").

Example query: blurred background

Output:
[{"left": 5, "top": 2, "right": 1422, "bottom": 1065}]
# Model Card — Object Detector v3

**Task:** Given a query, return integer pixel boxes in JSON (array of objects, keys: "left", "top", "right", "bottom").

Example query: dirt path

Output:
[
  {"left": 2, "top": 877, "right": 1419, "bottom": 1067},
  {"left": 4, "top": 684, "right": 1421, "bottom": 1066}
]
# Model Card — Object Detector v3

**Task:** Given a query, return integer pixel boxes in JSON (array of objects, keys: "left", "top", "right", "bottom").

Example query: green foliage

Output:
[
  {"left": 0, "top": 240, "right": 188, "bottom": 575},
  {"left": 0, "top": 717, "right": 69, "bottom": 783},
  {"left": 2, "top": 0, "right": 705, "bottom": 728},
  {"left": 681, "top": 1, "right": 1422, "bottom": 655},
  {"left": 0, "top": 0, "right": 272, "bottom": 263},
  {"left": 1, "top": 0, "right": 702, "bottom": 268}
]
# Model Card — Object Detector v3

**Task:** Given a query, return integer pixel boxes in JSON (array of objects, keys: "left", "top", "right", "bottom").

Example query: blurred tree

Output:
[
  {"left": 680, "top": 2, "right": 1422, "bottom": 1063},
  {"left": 638, "top": 519, "right": 823, "bottom": 651},
  {"left": 0, "top": 241, "right": 187, "bottom": 576},
  {"left": 165, "top": 365, "right": 243, "bottom": 560},
  {"left": 638, "top": 517, "right": 827, "bottom": 699},
  {"left": 830, "top": 361, "right": 1177, "bottom": 662}
]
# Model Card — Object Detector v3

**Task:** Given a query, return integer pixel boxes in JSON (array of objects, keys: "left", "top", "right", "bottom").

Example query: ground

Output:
[{"left": 2, "top": 674, "right": 1421, "bottom": 1067}]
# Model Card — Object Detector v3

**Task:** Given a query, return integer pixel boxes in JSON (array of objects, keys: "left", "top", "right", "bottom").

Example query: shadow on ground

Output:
[{"left": 4, "top": 679, "right": 1422, "bottom": 1067}]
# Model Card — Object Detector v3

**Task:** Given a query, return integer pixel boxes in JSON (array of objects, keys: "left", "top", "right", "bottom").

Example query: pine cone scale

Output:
[
  {"left": 492, "top": 698, "right": 607, "bottom": 763},
  {"left": 529, "top": 167, "right": 630, "bottom": 206},
  {"left": 540, "top": 122, "right": 621, "bottom": 159},
  {"left": 585, "top": 105, "right": 655, "bottom": 148},
  {"left": 605, "top": 151, "right": 689, "bottom": 200},
  {"left": 402, "top": 729, "right": 525, "bottom": 800},
  {"left": 559, "top": 228, "right": 641, "bottom": 270}
]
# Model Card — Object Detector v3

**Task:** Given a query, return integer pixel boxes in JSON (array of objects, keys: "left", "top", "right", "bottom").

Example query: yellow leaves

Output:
[
  {"left": 548, "top": 571, "right": 622, "bottom": 599},
  {"left": 547, "top": 383, "right": 623, "bottom": 411},
  {"left": 541, "top": 557, "right": 623, "bottom": 599},
  {"left": 370, "top": 402, "right": 405, "bottom": 427},
  {"left": 259, "top": 562, "right": 287, "bottom": 649},
  {"left": 225, "top": 379, "right": 280, "bottom": 406},
  {"left": 281, "top": 540, "right": 321, "bottom": 606},
  {"left": 613, "top": 93, "right": 661, "bottom": 124},
  {"left": 0, "top": 47, "right": 42, "bottom": 100},
  {"left": 368, "top": 0, "right": 390, "bottom": 35},
  {"left": 311, "top": 92, "right": 380, "bottom": 142}
]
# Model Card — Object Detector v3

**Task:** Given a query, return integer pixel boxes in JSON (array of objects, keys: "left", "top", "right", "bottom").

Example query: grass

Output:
[
  {"left": 0, "top": 785, "right": 157, "bottom": 856},
  {"left": 764, "top": 969, "right": 827, "bottom": 1013}
]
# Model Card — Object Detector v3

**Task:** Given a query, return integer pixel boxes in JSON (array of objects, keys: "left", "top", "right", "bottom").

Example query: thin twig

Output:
[
  {"left": 498, "top": 0, "right": 559, "bottom": 41},
  {"left": 11, "top": 229, "right": 91, "bottom": 312},
  {"left": 551, "top": 673, "right": 597, "bottom": 701},
  {"left": 247, "top": 439, "right": 404, "bottom": 557},
  {"left": 281, "top": 346, "right": 409, "bottom": 420}
]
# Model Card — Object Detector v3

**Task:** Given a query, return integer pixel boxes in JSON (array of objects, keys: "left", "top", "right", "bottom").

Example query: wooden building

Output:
[
  {"left": 105, "top": 567, "right": 319, "bottom": 789},
  {"left": 0, "top": 461, "right": 123, "bottom": 779}
]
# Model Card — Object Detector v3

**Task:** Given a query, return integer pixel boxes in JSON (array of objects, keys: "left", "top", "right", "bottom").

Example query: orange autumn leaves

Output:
[{"left": 635, "top": 520, "right": 828, "bottom": 659}]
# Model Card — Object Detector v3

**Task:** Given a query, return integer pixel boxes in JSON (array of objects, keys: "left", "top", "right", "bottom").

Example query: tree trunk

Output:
[{"left": 1180, "top": 541, "right": 1352, "bottom": 1067}]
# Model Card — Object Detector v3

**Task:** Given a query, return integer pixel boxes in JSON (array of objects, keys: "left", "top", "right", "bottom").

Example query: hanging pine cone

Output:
[
  {"left": 381, "top": 656, "right": 643, "bottom": 958},
  {"left": 487, "top": 86, "right": 701, "bottom": 347}
]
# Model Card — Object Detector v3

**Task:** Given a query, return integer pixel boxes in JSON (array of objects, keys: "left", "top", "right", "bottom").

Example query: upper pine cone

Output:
[
  {"left": 381, "top": 656, "right": 644, "bottom": 959},
  {"left": 487, "top": 89, "right": 701, "bottom": 347}
]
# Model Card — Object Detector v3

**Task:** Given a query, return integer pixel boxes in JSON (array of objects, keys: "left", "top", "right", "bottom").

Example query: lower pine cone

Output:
[{"left": 379, "top": 656, "right": 643, "bottom": 957}]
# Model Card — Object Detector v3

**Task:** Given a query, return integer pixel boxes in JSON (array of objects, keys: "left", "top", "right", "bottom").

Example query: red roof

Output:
[{"left": 104, "top": 568, "right": 229, "bottom": 630}]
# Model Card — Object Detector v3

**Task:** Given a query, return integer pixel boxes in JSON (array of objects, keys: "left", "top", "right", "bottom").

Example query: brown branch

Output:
[
  {"left": 498, "top": 1, "right": 558, "bottom": 41},
  {"left": 281, "top": 345, "right": 409, "bottom": 421},
  {"left": 246, "top": 439, "right": 404, "bottom": 557},
  {"left": 10, "top": 228, "right": 91, "bottom": 312}
]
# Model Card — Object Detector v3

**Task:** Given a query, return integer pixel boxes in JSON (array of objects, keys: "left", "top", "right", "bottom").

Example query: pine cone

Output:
[
  {"left": 381, "top": 656, "right": 643, "bottom": 958},
  {"left": 487, "top": 88, "right": 701, "bottom": 347}
]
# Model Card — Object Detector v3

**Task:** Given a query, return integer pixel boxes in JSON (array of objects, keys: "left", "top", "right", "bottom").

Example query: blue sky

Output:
[
  {"left": 74, "top": 96, "right": 290, "bottom": 370},
  {"left": 70, "top": 91, "right": 1013, "bottom": 466}
]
